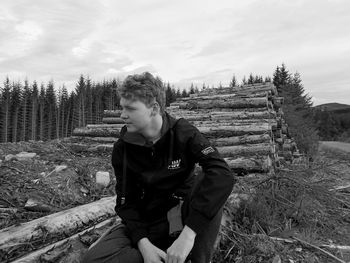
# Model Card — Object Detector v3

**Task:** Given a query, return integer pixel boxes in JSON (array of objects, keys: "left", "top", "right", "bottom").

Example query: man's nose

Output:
[{"left": 120, "top": 110, "right": 128, "bottom": 120}]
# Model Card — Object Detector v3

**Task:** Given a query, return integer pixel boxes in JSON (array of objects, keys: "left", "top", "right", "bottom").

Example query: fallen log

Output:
[
  {"left": 217, "top": 143, "right": 275, "bottom": 158},
  {"left": 11, "top": 218, "right": 121, "bottom": 263},
  {"left": 210, "top": 134, "right": 271, "bottom": 146},
  {"left": 0, "top": 196, "right": 116, "bottom": 262},
  {"left": 72, "top": 127, "right": 120, "bottom": 137},
  {"left": 197, "top": 124, "right": 272, "bottom": 137},
  {"left": 176, "top": 97, "right": 268, "bottom": 110}
]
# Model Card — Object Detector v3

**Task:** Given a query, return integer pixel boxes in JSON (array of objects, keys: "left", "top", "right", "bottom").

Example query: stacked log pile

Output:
[
  {"left": 3, "top": 83, "right": 303, "bottom": 262},
  {"left": 72, "top": 82, "right": 299, "bottom": 172}
]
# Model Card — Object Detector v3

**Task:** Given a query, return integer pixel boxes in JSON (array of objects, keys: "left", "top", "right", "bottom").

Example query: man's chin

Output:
[{"left": 126, "top": 124, "right": 136, "bottom": 132}]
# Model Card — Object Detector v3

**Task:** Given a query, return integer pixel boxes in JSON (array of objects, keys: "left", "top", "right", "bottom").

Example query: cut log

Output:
[
  {"left": 86, "top": 124, "right": 125, "bottom": 129},
  {"left": 168, "top": 110, "right": 276, "bottom": 121},
  {"left": 69, "top": 136, "right": 118, "bottom": 144},
  {"left": 210, "top": 134, "right": 271, "bottom": 146},
  {"left": 102, "top": 117, "right": 125, "bottom": 124},
  {"left": 190, "top": 120, "right": 278, "bottom": 130},
  {"left": 73, "top": 127, "right": 120, "bottom": 137},
  {"left": 0, "top": 196, "right": 116, "bottom": 261},
  {"left": 217, "top": 143, "right": 275, "bottom": 158},
  {"left": 195, "top": 156, "right": 273, "bottom": 173},
  {"left": 103, "top": 110, "right": 121, "bottom": 117},
  {"left": 197, "top": 124, "right": 271, "bottom": 137},
  {"left": 11, "top": 218, "right": 121, "bottom": 263},
  {"left": 178, "top": 93, "right": 267, "bottom": 102},
  {"left": 176, "top": 97, "right": 268, "bottom": 110},
  {"left": 231, "top": 83, "right": 277, "bottom": 94},
  {"left": 225, "top": 156, "right": 273, "bottom": 173}
]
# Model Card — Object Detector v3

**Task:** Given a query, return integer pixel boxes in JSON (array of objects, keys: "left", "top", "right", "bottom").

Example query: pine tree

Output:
[
  {"left": 46, "top": 80, "right": 57, "bottom": 140},
  {"left": 30, "top": 81, "right": 39, "bottom": 140},
  {"left": 247, "top": 73, "right": 254, "bottom": 84},
  {"left": 273, "top": 64, "right": 318, "bottom": 155},
  {"left": 38, "top": 84, "right": 47, "bottom": 141},
  {"left": 11, "top": 82, "right": 22, "bottom": 142},
  {"left": 165, "top": 82, "right": 175, "bottom": 106},
  {"left": 0, "top": 77, "right": 12, "bottom": 143},
  {"left": 86, "top": 77, "right": 93, "bottom": 124},
  {"left": 19, "top": 79, "right": 31, "bottom": 141},
  {"left": 273, "top": 64, "right": 290, "bottom": 93},
  {"left": 75, "top": 75, "right": 86, "bottom": 128},
  {"left": 181, "top": 89, "right": 188, "bottom": 98},
  {"left": 229, "top": 74, "right": 237, "bottom": 88}
]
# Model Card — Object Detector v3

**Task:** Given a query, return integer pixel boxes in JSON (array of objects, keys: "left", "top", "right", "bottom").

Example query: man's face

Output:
[{"left": 119, "top": 97, "right": 154, "bottom": 134}]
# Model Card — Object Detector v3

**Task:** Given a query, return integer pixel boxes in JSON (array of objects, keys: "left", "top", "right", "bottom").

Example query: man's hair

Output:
[{"left": 118, "top": 72, "right": 166, "bottom": 114}]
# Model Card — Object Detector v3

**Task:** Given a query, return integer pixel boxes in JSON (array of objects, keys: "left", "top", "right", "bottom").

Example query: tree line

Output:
[
  {"left": 1, "top": 67, "right": 323, "bottom": 153},
  {"left": 0, "top": 76, "right": 209, "bottom": 143}
]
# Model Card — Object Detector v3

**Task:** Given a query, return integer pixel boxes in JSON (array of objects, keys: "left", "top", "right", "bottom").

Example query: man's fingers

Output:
[{"left": 158, "top": 248, "right": 167, "bottom": 260}]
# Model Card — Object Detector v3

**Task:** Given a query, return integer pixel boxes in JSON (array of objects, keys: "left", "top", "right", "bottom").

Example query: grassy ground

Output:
[
  {"left": 213, "top": 144, "right": 350, "bottom": 262},
  {"left": 1, "top": 140, "right": 349, "bottom": 262}
]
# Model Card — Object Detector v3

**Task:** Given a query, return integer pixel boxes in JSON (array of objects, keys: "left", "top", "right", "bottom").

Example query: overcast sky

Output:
[{"left": 1, "top": 0, "right": 349, "bottom": 105}]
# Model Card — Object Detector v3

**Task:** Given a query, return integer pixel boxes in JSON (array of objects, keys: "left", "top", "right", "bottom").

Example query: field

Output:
[
  {"left": 1, "top": 139, "right": 350, "bottom": 262},
  {"left": 320, "top": 141, "right": 350, "bottom": 153}
]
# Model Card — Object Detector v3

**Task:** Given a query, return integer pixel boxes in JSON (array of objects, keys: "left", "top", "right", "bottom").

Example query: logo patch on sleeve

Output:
[{"left": 201, "top": 146, "right": 215, "bottom": 155}]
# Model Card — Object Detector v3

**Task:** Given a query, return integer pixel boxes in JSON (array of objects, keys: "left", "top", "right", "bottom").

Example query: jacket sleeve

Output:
[
  {"left": 180, "top": 120, "right": 236, "bottom": 235},
  {"left": 111, "top": 141, "right": 148, "bottom": 245}
]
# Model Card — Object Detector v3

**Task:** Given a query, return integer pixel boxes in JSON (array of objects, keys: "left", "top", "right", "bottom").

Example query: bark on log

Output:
[
  {"left": 176, "top": 97, "right": 268, "bottom": 110},
  {"left": 168, "top": 111, "right": 276, "bottom": 121},
  {"left": 217, "top": 143, "right": 275, "bottom": 158},
  {"left": 73, "top": 127, "right": 120, "bottom": 137},
  {"left": 194, "top": 156, "right": 273, "bottom": 174},
  {"left": 168, "top": 107, "right": 271, "bottom": 113},
  {"left": 225, "top": 156, "right": 272, "bottom": 173},
  {"left": 69, "top": 136, "right": 118, "bottom": 144},
  {"left": 197, "top": 124, "right": 271, "bottom": 137},
  {"left": 86, "top": 124, "right": 125, "bottom": 129},
  {"left": 231, "top": 83, "right": 277, "bottom": 95},
  {"left": 103, "top": 110, "right": 121, "bottom": 117},
  {"left": 179, "top": 110, "right": 275, "bottom": 120},
  {"left": 179, "top": 93, "right": 268, "bottom": 102},
  {"left": 0, "top": 196, "right": 116, "bottom": 261},
  {"left": 11, "top": 218, "right": 120, "bottom": 263},
  {"left": 102, "top": 117, "right": 125, "bottom": 124},
  {"left": 211, "top": 134, "right": 271, "bottom": 146},
  {"left": 190, "top": 120, "right": 277, "bottom": 130}
]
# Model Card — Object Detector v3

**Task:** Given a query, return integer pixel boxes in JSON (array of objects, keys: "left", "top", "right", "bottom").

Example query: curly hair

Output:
[{"left": 118, "top": 72, "right": 166, "bottom": 114}]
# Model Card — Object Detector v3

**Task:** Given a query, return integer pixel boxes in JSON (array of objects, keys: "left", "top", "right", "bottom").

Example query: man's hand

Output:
[
  {"left": 166, "top": 225, "right": 196, "bottom": 263},
  {"left": 138, "top": 238, "right": 166, "bottom": 263}
]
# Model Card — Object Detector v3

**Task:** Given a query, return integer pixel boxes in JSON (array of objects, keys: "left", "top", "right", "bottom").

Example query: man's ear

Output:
[{"left": 151, "top": 102, "right": 160, "bottom": 116}]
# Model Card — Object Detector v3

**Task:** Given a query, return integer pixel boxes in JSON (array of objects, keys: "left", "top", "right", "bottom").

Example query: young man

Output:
[{"left": 82, "top": 72, "right": 235, "bottom": 263}]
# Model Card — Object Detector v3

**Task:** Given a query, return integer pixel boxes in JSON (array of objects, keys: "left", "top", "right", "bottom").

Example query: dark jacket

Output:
[{"left": 111, "top": 112, "right": 235, "bottom": 245}]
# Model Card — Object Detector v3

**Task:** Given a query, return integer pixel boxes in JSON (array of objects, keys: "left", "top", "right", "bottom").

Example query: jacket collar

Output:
[{"left": 120, "top": 112, "right": 177, "bottom": 147}]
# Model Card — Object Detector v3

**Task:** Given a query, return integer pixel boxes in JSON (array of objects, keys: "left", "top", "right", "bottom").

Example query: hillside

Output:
[
  {"left": 314, "top": 103, "right": 350, "bottom": 112},
  {"left": 313, "top": 103, "right": 350, "bottom": 141}
]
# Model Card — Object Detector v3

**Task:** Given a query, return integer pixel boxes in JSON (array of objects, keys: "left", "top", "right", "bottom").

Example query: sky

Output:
[{"left": 0, "top": 0, "right": 349, "bottom": 106}]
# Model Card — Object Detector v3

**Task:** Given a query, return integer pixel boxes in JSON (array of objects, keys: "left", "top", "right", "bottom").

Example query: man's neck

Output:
[{"left": 143, "top": 114, "right": 163, "bottom": 142}]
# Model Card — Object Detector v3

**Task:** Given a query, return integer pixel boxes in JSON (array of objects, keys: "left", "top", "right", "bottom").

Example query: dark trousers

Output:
[{"left": 81, "top": 203, "right": 222, "bottom": 263}]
